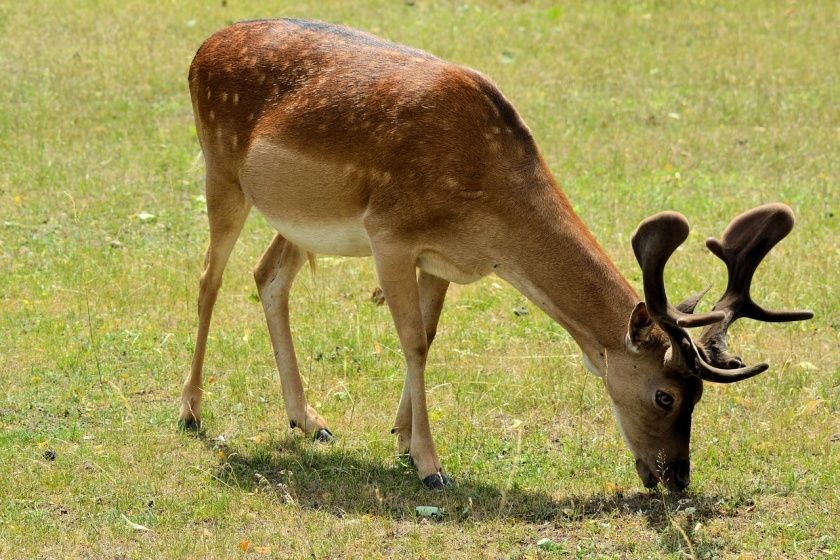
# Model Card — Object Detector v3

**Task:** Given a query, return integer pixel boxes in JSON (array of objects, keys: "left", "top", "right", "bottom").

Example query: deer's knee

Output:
[{"left": 404, "top": 340, "right": 429, "bottom": 365}]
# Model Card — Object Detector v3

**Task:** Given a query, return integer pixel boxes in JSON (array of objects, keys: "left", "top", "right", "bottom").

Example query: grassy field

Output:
[{"left": 1, "top": 0, "right": 838, "bottom": 558}]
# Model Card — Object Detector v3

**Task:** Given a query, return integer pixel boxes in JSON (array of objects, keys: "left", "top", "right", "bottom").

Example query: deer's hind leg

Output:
[
  {"left": 254, "top": 234, "right": 332, "bottom": 441},
  {"left": 179, "top": 171, "right": 251, "bottom": 430}
]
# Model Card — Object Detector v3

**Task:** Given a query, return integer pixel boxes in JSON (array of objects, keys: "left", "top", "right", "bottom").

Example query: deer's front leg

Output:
[
  {"left": 254, "top": 234, "right": 332, "bottom": 441},
  {"left": 393, "top": 270, "right": 449, "bottom": 457},
  {"left": 371, "top": 241, "right": 450, "bottom": 489}
]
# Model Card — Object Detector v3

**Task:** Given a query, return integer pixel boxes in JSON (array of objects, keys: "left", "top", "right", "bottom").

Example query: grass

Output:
[{"left": 1, "top": 0, "right": 838, "bottom": 558}]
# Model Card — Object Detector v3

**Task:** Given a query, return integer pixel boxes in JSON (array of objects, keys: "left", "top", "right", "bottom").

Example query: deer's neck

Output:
[{"left": 492, "top": 175, "right": 638, "bottom": 374}]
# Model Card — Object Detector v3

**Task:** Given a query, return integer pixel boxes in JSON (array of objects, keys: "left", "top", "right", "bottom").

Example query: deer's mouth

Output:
[
  {"left": 635, "top": 458, "right": 690, "bottom": 492},
  {"left": 635, "top": 458, "right": 659, "bottom": 488}
]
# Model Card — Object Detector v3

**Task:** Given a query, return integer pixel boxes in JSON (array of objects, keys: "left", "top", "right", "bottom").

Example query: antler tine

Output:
[
  {"left": 697, "top": 203, "right": 814, "bottom": 378},
  {"left": 676, "top": 286, "right": 711, "bottom": 314},
  {"left": 631, "top": 212, "right": 770, "bottom": 381}
]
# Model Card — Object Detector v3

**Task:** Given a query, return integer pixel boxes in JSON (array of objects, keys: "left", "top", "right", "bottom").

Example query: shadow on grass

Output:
[{"left": 192, "top": 431, "right": 741, "bottom": 535}]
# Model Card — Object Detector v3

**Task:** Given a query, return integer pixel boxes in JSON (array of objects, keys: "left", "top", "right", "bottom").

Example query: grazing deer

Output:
[{"left": 180, "top": 18, "right": 812, "bottom": 491}]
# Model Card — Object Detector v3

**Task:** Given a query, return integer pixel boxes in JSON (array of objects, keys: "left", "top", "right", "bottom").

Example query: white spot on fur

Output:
[{"left": 233, "top": 93, "right": 240, "bottom": 105}]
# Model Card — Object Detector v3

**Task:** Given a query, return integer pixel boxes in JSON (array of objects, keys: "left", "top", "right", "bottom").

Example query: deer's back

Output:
[
  {"left": 189, "top": 19, "right": 536, "bottom": 174},
  {"left": 188, "top": 19, "right": 543, "bottom": 260}
]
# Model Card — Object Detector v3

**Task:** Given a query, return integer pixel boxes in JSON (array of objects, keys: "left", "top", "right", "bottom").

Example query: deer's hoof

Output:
[
  {"left": 422, "top": 472, "right": 453, "bottom": 490},
  {"left": 314, "top": 428, "right": 334, "bottom": 443}
]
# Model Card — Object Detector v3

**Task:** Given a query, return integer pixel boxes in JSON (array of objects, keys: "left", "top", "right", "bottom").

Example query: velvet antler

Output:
[
  {"left": 695, "top": 203, "right": 814, "bottom": 376},
  {"left": 631, "top": 210, "right": 788, "bottom": 382}
]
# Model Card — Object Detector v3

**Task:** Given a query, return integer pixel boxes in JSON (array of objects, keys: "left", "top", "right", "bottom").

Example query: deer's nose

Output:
[{"left": 665, "top": 459, "right": 691, "bottom": 492}]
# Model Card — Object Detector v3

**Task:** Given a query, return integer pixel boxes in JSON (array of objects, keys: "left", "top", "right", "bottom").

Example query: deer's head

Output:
[{"left": 604, "top": 203, "right": 812, "bottom": 492}]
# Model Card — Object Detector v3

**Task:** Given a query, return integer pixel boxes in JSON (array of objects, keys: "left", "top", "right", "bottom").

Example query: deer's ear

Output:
[{"left": 626, "top": 301, "right": 654, "bottom": 353}]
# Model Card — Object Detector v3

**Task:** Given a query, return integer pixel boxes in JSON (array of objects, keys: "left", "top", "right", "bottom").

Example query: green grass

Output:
[{"left": 1, "top": 1, "right": 838, "bottom": 558}]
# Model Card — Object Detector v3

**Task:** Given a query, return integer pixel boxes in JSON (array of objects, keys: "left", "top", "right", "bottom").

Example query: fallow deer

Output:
[{"left": 180, "top": 18, "right": 812, "bottom": 491}]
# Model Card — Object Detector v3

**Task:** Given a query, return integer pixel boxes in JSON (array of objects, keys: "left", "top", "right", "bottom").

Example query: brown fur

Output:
[{"left": 180, "top": 19, "right": 702, "bottom": 491}]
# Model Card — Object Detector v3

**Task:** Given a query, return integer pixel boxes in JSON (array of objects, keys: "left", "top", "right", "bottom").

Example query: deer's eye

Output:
[{"left": 655, "top": 390, "right": 675, "bottom": 410}]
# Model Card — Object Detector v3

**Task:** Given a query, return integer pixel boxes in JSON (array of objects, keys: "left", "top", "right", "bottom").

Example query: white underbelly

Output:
[
  {"left": 240, "top": 139, "right": 376, "bottom": 256},
  {"left": 264, "top": 216, "right": 372, "bottom": 257}
]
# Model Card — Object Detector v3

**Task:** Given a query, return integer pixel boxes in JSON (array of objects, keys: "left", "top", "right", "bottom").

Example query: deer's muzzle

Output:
[{"left": 635, "top": 458, "right": 690, "bottom": 492}]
